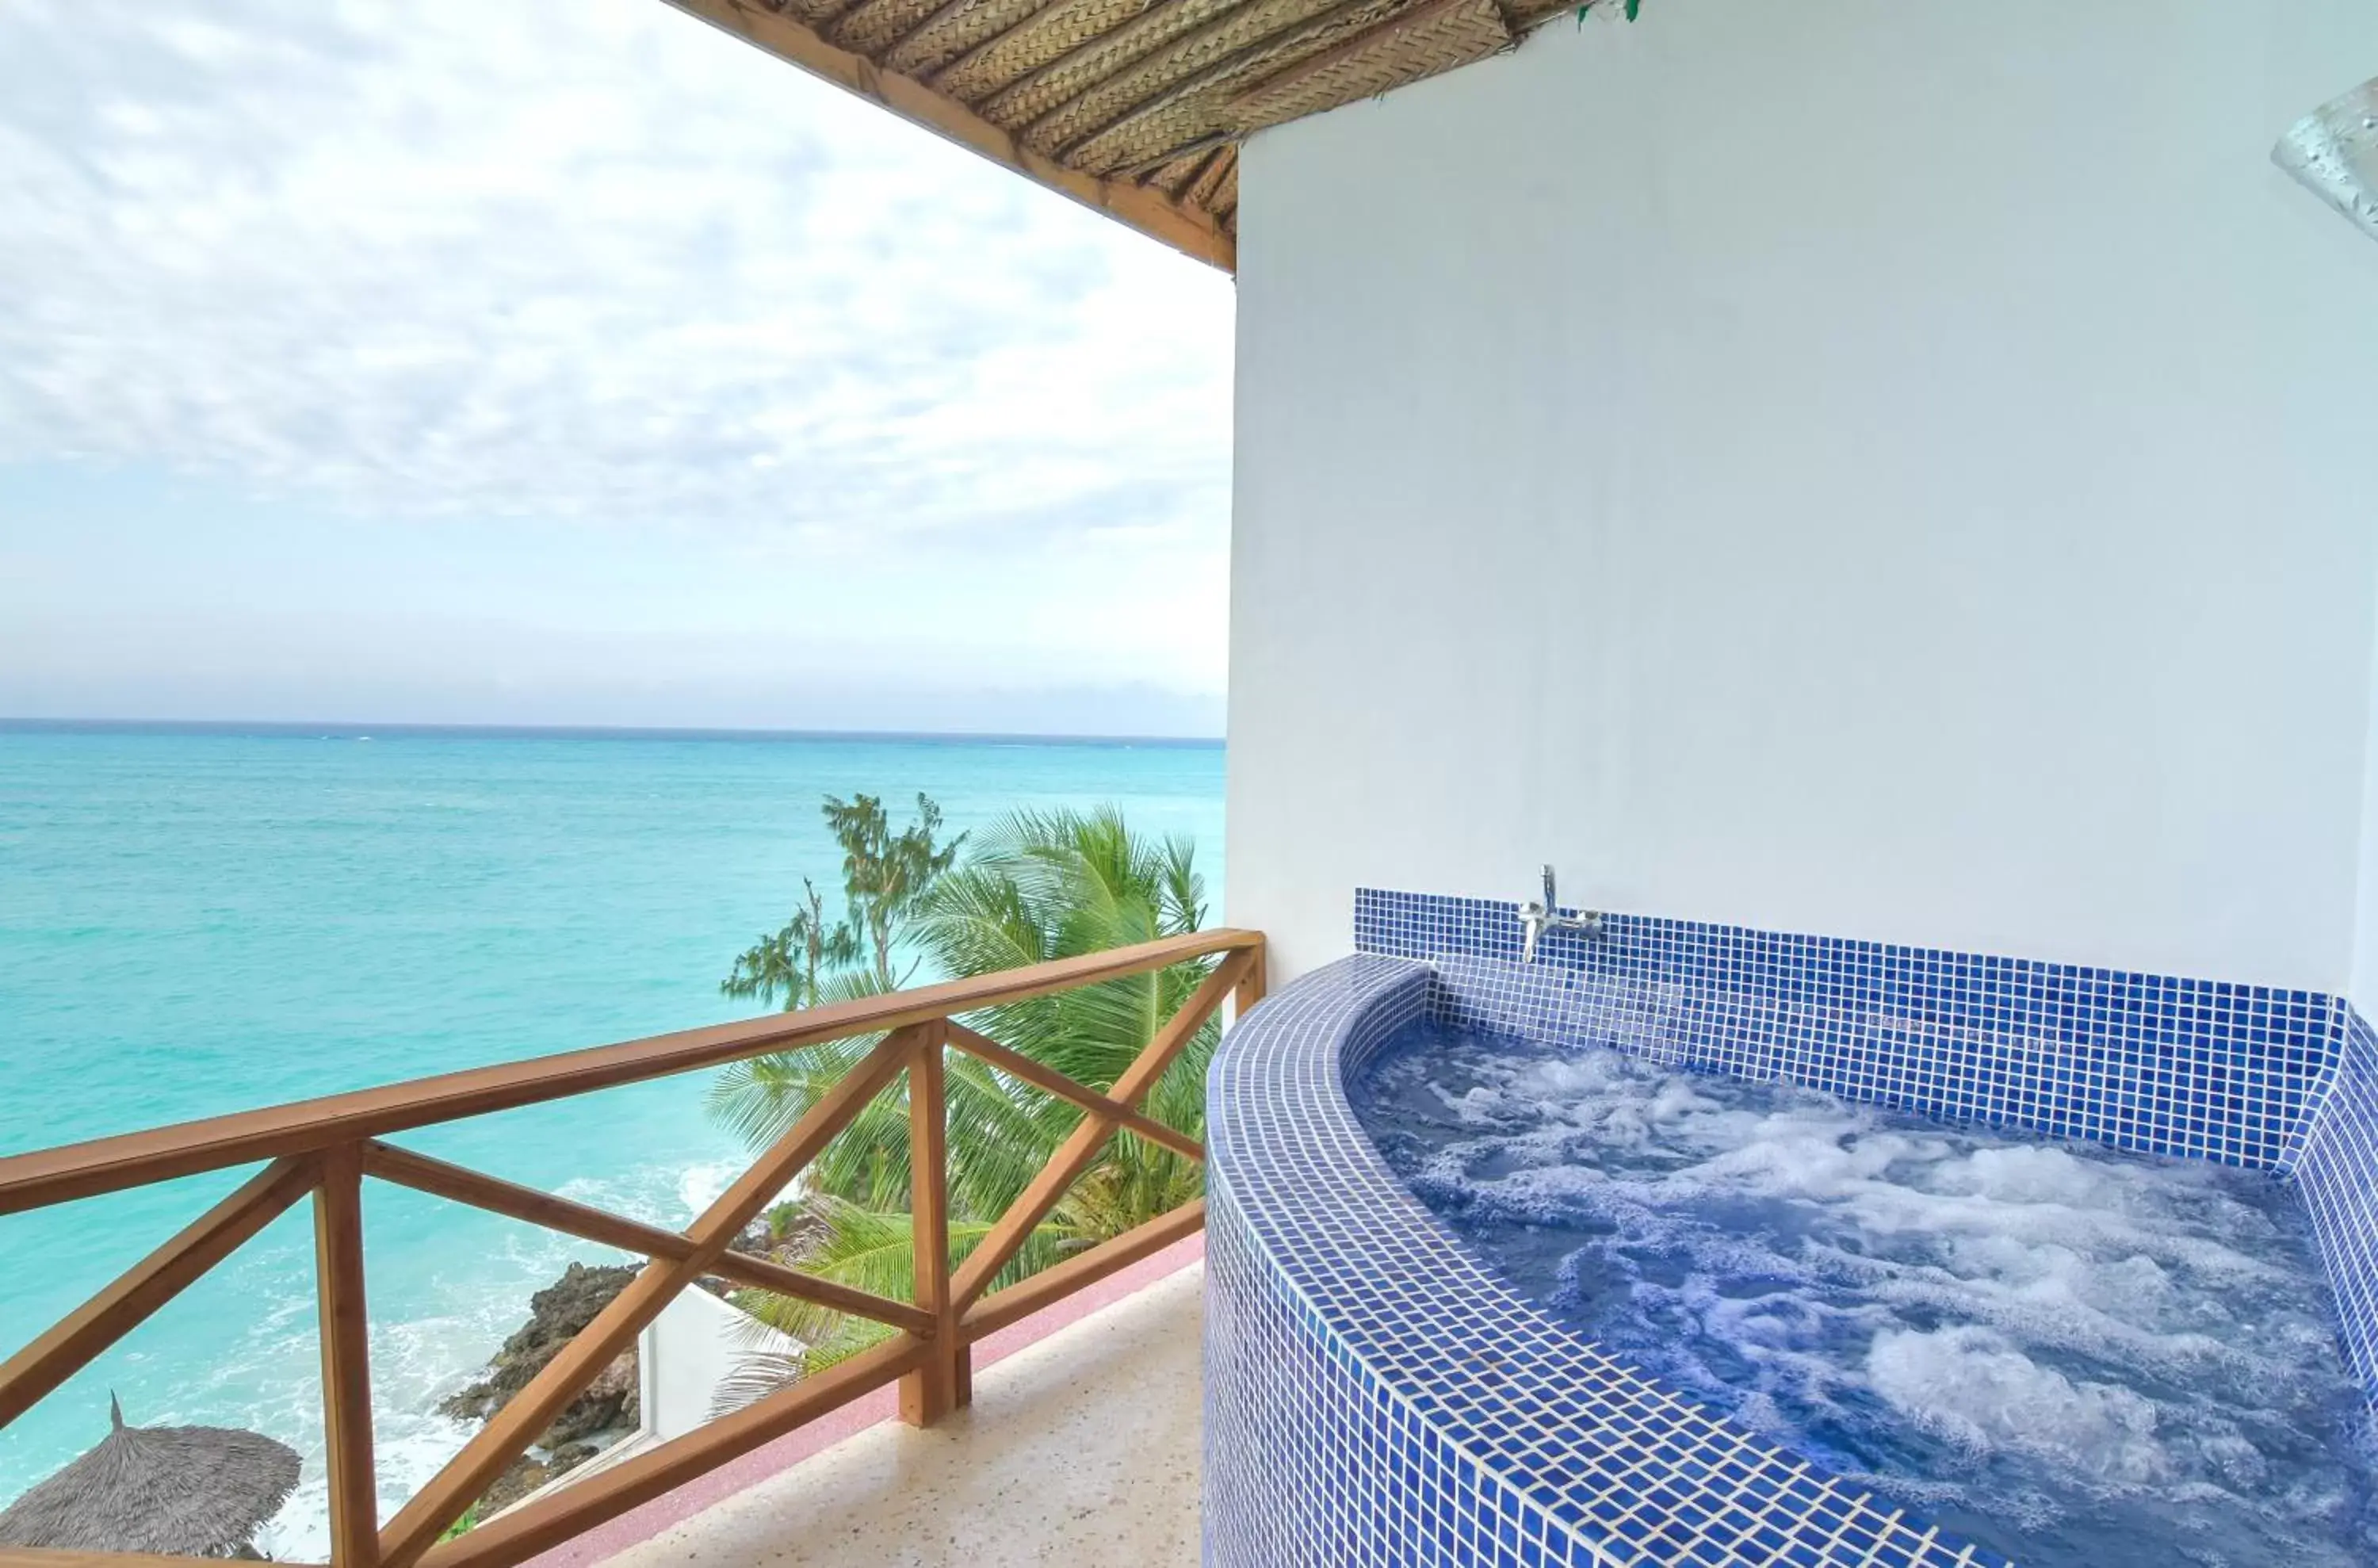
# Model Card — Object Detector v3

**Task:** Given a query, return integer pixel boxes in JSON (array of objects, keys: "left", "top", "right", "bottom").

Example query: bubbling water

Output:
[{"left": 1350, "top": 1023, "right": 2378, "bottom": 1568}]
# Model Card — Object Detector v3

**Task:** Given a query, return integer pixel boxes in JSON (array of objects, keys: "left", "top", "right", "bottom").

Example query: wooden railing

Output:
[{"left": 0, "top": 929, "right": 1265, "bottom": 1568}]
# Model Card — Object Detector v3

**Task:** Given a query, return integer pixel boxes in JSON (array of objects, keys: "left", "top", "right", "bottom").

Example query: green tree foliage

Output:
[
  {"left": 718, "top": 878, "right": 858, "bottom": 1014},
  {"left": 705, "top": 805, "right": 1218, "bottom": 1411},
  {"left": 824, "top": 793, "right": 965, "bottom": 988},
  {"left": 719, "top": 793, "right": 962, "bottom": 1011}
]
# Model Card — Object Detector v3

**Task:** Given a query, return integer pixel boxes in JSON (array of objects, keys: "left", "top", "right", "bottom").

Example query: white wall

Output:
[
  {"left": 637, "top": 1286, "right": 796, "bottom": 1442},
  {"left": 1225, "top": 0, "right": 2378, "bottom": 989}
]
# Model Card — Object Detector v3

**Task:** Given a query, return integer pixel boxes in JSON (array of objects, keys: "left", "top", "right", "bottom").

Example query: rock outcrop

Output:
[
  {"left": 440, "top": 1262, "right": 641, "bottom": 1516},
  {"left": 443, "top": 1209, "right": 829, "bottom": 1524}
]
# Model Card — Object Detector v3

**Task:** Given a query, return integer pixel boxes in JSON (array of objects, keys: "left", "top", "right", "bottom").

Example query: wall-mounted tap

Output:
[{"left": 1516, "top": 864, "right": 1602, "bottom": 963}]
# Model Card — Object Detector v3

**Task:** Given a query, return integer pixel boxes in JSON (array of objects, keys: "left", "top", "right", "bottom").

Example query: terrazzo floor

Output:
[{"left": 598, "top": 1262, "right": 1204, "bottom": 1568}]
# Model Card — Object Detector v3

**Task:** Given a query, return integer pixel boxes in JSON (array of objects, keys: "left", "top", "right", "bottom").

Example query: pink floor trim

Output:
[{"left": 522, "top": 1232, "right": 1206, "bottom": 1568}]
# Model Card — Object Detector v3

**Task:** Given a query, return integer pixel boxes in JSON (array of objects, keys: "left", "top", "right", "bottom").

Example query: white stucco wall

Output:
[
  {"left": 1225, "top": 0, "right": 2378, "bottom": 990},
  {"left": 637, "top": 1285, "right": 796, "bottom": 1442}
]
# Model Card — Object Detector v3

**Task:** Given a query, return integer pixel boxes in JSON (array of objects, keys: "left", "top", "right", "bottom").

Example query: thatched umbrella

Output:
[{"left": 0, "top": 1396, "right": 301, "bottom": 1558}]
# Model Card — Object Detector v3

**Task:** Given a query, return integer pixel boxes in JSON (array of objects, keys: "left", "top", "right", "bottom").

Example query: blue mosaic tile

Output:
[
  {"left": 1355, "top": 889, "right": 2342, "bottom": 1172},
  {"left": 1209, "top": 888, "right": 2378, "bottom": 1566},
  {"left": 2295, "top": 1008, "right": 2378, "bottom": 1392},
  {"left": 1205, "top": 954, "right": 2007, "bottom": 1568}
]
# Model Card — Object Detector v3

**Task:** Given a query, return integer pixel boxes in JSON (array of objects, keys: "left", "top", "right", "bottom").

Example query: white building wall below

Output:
[{"left": 637, "top": 1285, "right": 795, "bottom": 1443}]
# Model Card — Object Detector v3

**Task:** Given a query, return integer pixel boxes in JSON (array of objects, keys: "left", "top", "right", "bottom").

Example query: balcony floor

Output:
[{"left": 600, "top": 1260, "right": 1203, "bottom": 1568}]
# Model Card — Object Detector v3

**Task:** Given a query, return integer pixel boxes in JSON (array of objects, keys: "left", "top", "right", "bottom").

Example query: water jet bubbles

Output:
[{"left": 1349, "top": 1018, "right": 2378, "bottom": 1566}]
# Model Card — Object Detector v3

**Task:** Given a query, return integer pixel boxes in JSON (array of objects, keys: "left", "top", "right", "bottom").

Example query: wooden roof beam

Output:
[{"left": 662, "top": 0, "right": 1236, "bottom": 270}]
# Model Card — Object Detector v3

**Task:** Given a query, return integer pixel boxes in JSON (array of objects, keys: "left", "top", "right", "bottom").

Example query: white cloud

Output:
[{"left": 0, "top": 0, "right": 1235, "bottom": 547}]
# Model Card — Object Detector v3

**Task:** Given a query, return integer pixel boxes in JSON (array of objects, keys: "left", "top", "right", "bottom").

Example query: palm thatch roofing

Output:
[
  {"left": 0, "top": 1398, "right": 301, "bottom": 1558},
  {"left": 663, "top": 0, "right": 1589, "bottom": 270}
]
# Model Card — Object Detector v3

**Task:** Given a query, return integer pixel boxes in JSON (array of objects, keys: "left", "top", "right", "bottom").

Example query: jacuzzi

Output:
[{"left": 1203, "top": 889, "right": 2378, "bottom": 1568}]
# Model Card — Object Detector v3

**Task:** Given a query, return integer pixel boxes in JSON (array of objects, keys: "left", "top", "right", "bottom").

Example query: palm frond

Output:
[
  {"left": 705, "top": 1349, "right": 811, "bottom": 1418},
  {"left": 704, "top": 1034, "right": 878, "bottom": 1152},
  {"left": 709, "top": 1195, "right": 1083, "bottom": 1416}
]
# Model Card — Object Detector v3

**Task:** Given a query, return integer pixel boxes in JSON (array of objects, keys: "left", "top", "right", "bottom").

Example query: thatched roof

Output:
[
  {"left": 0, "top": 1398, "right": 301, "bottom": 1558},
  {"left": 663, "top": 0, "right": 1592, "bottom": 269}
]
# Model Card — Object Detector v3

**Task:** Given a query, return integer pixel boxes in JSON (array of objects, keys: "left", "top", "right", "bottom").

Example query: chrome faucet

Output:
[{"left": 1516, "top": 864, "right": 1601, "bottom": 962}]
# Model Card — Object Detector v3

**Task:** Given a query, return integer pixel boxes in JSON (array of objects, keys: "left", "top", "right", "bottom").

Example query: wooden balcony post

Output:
[
  {"left": 1231, "top": 942, "right": 1268, "bottom": 1027},
  {"left": 900, "top": 1020, "right": 965, "bottom": 1425},
  {"left": 315, "top": 1143, "right": 379, "bottom": 1568}
]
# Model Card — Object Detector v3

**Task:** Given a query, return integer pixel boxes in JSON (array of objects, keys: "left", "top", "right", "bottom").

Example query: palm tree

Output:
[{"left": 707, "top": 806, "right": 1218, "bottom": 1401}]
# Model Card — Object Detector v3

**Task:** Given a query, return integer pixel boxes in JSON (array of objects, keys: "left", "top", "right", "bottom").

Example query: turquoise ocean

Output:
[{"left": 0, "top": 722, "right": 1225, "bottom": 1554}]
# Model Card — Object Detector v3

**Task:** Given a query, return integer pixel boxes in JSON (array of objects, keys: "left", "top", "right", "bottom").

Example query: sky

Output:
[{"left": 0, "top": 0, "right": 1237, "bottom": 736}]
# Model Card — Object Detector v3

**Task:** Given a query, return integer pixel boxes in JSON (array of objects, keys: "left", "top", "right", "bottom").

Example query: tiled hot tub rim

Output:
[
  {"left": 1205, "top": 952, "right": 2005, "bottom": 1568},
  {"left": 1210, "top": 889, "right": 2378, "bottom": 1566}
]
